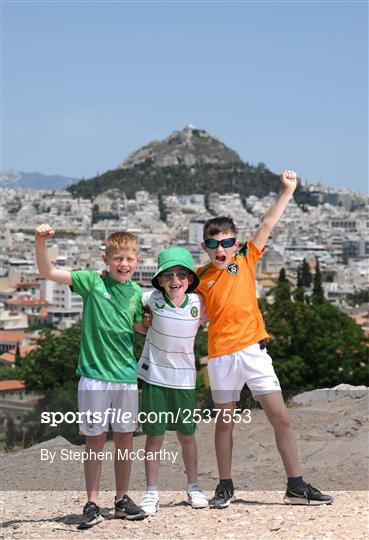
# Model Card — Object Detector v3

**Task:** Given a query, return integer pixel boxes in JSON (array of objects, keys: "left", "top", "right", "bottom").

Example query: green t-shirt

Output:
[{"left": 71, "top": 271, "right": 143, "bottom": 383}]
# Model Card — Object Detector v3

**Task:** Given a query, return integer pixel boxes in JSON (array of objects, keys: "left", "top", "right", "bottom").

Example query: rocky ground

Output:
[{"left": 1, "top": 386, "right": 368, "bottom": 539}]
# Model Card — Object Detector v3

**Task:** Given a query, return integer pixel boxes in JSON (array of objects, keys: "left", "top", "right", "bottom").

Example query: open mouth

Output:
[
  {"left": 117, "top": 269, "right": 130, "bottom": 276},
  {"left": 169, "top": 284, "right": 182, "bottom": 290},
  {"left": 215, "top": 254, "right": 226, "bottom": 263}
]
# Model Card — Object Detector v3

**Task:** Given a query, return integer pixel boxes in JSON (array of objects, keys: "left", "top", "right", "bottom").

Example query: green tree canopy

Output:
[
  {"left": 300, "top": 258, "right": 313, "bottom": 288},
  {"left": 312, "top": 258, "right": 324, "bottom": 305},
  {"left": 260, "top": 280, "right": 368, "bottom": 392}
]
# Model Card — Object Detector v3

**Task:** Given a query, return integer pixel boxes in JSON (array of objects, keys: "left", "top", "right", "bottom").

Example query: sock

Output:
[
  {"left": 287, "top": 476, "right": 304, "bottom": 490},
  {"left": 219, "top": 478, "right": 234, "bottom": 493},
  {"left": 187, "top": 482, "right": 199, "bottom": 492},
  {"left": 146, "top": 485, "right": 158, "bottom": 493}
]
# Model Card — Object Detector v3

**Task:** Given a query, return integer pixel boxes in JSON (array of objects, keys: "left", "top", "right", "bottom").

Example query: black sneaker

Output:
[
  {"left": 209, "top": 483, "right": 236, "bottom": 509},
  {"left": 77, "top": 501, "right": 104, "bottom": 529},
  {"left": 114, "top": 494, "right": 147, "bottom": 520},
  {"left": 284, "top": 481, "right": 333, "bottom": 505}
]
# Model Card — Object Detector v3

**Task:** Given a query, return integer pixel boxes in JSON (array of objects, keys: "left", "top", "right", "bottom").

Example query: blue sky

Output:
[{"left": 3, "top": 1, "right": 368, "bottom": 193}]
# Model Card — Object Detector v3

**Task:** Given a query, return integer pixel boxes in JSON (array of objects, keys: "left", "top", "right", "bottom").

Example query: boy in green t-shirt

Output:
[{"left": 35, "top": 224, "right": 147, "bottom": 529}]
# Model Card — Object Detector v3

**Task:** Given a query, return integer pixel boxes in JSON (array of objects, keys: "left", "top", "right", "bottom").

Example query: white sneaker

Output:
[
  {"left": 141, "top": 491, "right": 160, "bottom": 516},
  {"left": 187, "top": 488, "right": 209, "bottom": 509}
]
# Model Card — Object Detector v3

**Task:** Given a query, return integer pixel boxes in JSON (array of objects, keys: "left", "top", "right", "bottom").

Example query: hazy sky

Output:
[{"left": 3, "top": 1, "right": 368, "bottom": 193}]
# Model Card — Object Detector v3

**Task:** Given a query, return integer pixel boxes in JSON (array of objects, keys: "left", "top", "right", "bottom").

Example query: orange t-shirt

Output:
[{"left": 196, "top": 240, "right": 269, "bottom": 359}]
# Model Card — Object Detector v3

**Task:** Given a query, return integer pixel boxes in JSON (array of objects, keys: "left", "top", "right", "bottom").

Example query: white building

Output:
[{"left": 40, "top": 279, "right": 83, "bottom": 311}]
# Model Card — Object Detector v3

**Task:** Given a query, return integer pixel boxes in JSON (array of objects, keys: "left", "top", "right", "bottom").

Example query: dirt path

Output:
[{"left": 2, "top": 389, "right": 368, "bottom": 538}]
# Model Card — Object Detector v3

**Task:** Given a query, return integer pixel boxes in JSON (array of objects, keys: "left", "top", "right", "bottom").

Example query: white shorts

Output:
[
  {"left": 78, "top": 376, "right": 138, "bottom": 436},
  {"left": 207, "top": 342, "right": 281, "bottom": 404}
]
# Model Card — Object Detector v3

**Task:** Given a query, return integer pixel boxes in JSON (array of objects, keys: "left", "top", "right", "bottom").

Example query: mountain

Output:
[
  {"left": 1, "top": 171, "right": 79, "bottom": 190},
  {"left": 119, "top": 125, "right": 243, "bottom": 169},
  {"left": 68, "top": 126, "right": 313, "bottom": 204}
]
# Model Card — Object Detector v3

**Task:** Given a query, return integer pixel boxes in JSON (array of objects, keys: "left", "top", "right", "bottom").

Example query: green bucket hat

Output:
[{"left": 151, "top": 247, "right": 200, "bottom": 293}]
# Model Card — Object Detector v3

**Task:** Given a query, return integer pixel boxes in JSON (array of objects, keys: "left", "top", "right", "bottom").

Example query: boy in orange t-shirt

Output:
[{"left": 196, "top": 170, "right": 333, "bottom": 508}]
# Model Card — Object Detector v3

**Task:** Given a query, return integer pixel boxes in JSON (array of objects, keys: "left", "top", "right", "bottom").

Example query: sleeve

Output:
[
  {"left": 239, "top": 239, "right": 266, "bottom": 268},
  {"left": 133, "top": 287, "right": 143, "bottom": 324},
  {"left": 142, "top": 290, "right": 155, "bottom": 306},
  {"left": 70, "top": 270, "right": 100, "bottom": 298}
]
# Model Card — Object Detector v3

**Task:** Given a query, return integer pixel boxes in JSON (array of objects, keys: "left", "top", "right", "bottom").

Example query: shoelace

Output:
[
  {"left": 142, "top": 492, "right": 159, "bottom": 505},
  {"left": 189, "top": 489, "right": 205, "bottom": 499},
  {"left": 84, "top": 502, "right": 98, "bottom": 512},
  {"left": 215, "top": 486, "right": 231, "bottom": 500}
]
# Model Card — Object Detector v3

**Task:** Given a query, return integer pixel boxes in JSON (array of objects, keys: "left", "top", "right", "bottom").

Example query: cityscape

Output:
[{"left": 0, "top": 139, "right": 368, "bottom": 443}]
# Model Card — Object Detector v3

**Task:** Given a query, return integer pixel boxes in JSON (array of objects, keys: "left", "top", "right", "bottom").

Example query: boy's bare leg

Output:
[
  {"left": 144, "top": 434, "right": 165, "bottom": 487},
  {"left": 214, "top": 402, "right": 236, "bottom": 478},
  {"left": 177, "top": 432, "right": 198, "bottom": 484},
  {"left": 113, "top": 432, "right": 135, "bottom": 500},
  {"left": 84, "top": 433, "right": 106, "bottom": 503},
  {"left": 256, "top": 392, "right": 302, "bottom": 477}
]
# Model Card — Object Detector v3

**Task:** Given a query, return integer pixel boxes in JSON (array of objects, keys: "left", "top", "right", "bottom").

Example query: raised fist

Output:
[
  {"left": 35, "top": 223, "right": 55, "bottom": 241},
  {"left": 280, "top": 169, "right": 297, "bottom": 192}
]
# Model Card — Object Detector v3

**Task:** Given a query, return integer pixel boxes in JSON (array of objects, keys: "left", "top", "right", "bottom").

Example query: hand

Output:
[
  {"left": 280, "top": 169, "right": 297, "bottom": 193},
  {"left": 142, "top": 305, "right": 153, "bottom": 328},
  {"left": 35, "top": 224, "right": 55, "bottom": 242}
]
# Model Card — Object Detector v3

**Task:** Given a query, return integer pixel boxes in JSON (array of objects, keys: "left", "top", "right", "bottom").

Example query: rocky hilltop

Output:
[
  {"left": 1, "top": 386, "right": 368, "bottom": 539},
  {"left": 119, "top": 125, "right": 242, "bottom": 169},
  {"left": 68, "top": 126, "right": 311, "bottom": 202}
]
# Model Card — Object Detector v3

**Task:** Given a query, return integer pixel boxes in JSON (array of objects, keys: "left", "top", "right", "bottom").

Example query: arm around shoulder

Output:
[{"left": 133, "top": 322, "right": 148, "bottom": 335}]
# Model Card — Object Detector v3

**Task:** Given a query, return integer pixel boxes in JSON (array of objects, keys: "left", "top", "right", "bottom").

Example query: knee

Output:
[
  {"left": 86, "top": 433, "right": 106, "bottom": 449},
  {"left": 271, "top": 412, "right": 292, "bottom": 431},
  {"left": 177, "top": 433, "right": 195, "bottom": 446},
  {"left": 216, "top": 417, "right": 234, "bottom": 433},
  {"left": 145, "top": 435, "right": 164, "bottom": 450}
]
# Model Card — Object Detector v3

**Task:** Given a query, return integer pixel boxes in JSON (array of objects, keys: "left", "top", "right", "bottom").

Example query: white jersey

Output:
[{"left": 137, "top": 290, "right": 206, "bottom": 389}]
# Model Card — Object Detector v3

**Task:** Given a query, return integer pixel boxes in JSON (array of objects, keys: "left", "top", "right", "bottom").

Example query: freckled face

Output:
[{"left": 103, "top": 249, "right": 139, "bottom": 282}]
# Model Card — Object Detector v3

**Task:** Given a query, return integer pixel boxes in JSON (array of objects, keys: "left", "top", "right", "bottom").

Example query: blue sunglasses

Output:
[{"left": 204, "top": 237, "right": 236, "bottom": 249}]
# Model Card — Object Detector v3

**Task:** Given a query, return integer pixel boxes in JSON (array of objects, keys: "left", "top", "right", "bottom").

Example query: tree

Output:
[
  {"left": 0, "top": 366, "right": 23, "bottom": 381},
  {"left": 300, "top": 258, "right": 313, "bottom": 288},
  {"left": 278, "top": 268, "right": 287, "bottom": 282},
  {"left": 296, "top": 268, "right": 303, "bottom": 289},
  {"left": 15, "top": 343, "right": 22, "bottom": 368},
  {"left": 261, "top": 280, "right": 368, "bottom": 393},
  {"left": 25, "top": 380, "right": 83, "bottom": 446},
  {"left": 273, "top": 268, "right": 291, "bottom": 303},
  {"left": 312, "top": 258, "right": 324, "bottom": 305},
  {"left": 294, "top": 269, "right": 305, "bottom": 302},
  {"left": 346, "top": 289, "right": 369, "bottom": 306},
  {"left": 22, "top": 324, "right": 81, "bottom": 393}
]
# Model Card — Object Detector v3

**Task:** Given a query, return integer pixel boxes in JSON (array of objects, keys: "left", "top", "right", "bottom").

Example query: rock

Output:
[{"left": 292, "top": 384, "right": 368, "bottom": 405}]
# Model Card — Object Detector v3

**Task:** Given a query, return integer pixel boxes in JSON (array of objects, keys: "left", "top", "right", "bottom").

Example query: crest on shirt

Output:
[
  {"left": 129, "top": 297, "right": 138, "bottom": 311},
  {"left": 190, "top": 306, "right": 198, "bottom": 318},
  {"left": 227, "top": 262, "right": 239, "bottom": 275},
  {"left": 207, "top": 280, "right": 215, "bottom": 288},
  {"left": 103, "top": 292, "right": 112, "bottom": 299},
  {"left": 155, "top": 303, "right": 165, "bottom": 309}
]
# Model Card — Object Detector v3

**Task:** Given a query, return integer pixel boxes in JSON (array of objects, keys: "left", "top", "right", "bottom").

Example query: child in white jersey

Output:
[{"left": 137, "top": 247, "right": 209, "bottom": 515}]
